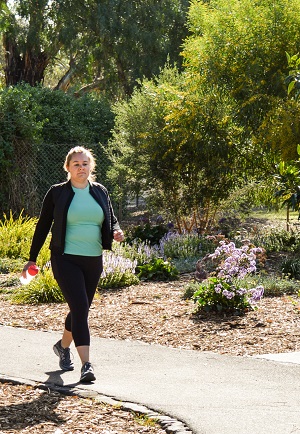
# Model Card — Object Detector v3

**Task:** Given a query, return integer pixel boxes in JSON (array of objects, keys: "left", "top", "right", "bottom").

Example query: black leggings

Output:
[{"left": 51, "top": 253, "right": 103, "bottom": 347}]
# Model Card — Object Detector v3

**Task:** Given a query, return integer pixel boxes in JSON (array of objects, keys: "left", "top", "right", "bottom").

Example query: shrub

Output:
[
  {"left": 192, "top": 277, "right": 264, "bottom": 314},
  {"left": 171, "top": 257, "right": 199, "bottom": 274},
  {"left": 159, "top": 232, "right": 224, "bottom": 259},
  {"left": 281, "top": 257, "right": 300, "bottom": 280},
  {"left": 189, "top": 240, "right": 264, "bottom": 314},
  {"left": 11, "top": 269, "right": 65, "bottom": 304},
  {"left": 252, "top": 224, "right": 300, "bottom": 253},
  {"left": 112, "top": 239, "right": 160, "bottom": 266},
  {"left": 137, "top": 258, "right": 179, "bottom": 281},
  {"left": 247, "top": 273, "right": 300, "bottom": 296},
  {"left": 0, "top": 257, "right": 24, "bottom": 273},
  {"left": 125, "top": 222, "right": 169, "bottom": 246},
  {"left": 0, "top": 212, "right": 50, "bottom": 265}
]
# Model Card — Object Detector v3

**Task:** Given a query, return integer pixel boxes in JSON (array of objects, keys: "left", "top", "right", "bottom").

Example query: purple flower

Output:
[
  {"left": 223, "top": 290, "right": 234, "bottom": 299},
  {"left": 249, "top": 285, "right": 264, "bottom": 304},
  {"left": 156, "top": 215, "right": 164, "bottom": 224},
  {"left": 214, "top": 283, "right": 223, "bottom": 293}
]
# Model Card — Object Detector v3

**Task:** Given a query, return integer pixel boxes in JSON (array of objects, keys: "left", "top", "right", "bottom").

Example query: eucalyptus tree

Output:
[{"left": 0, "top": 0, "right": 189, "bottom": 97}]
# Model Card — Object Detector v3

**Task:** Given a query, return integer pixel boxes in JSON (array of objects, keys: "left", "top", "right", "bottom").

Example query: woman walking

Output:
[{"left": 21, "top": 146, "right": 124, "bottom": 382}]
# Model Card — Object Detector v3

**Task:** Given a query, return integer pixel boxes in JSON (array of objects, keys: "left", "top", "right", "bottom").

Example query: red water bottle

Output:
[{"left": 19, "top": 264, "right": 39, "bottom": 285}]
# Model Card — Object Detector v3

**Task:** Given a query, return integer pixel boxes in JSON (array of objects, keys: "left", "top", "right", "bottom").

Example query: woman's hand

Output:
[
  {"left": 113, "top": 229, "right": 124, "bottom": 242},
  {"left": 21, "top": 261, "right": 36, "bottom": 279}
]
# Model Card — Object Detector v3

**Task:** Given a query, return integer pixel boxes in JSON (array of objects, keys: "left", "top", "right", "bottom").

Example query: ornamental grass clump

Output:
[{"left": 192, "top": 241, "right": 265, "bottom": 314}]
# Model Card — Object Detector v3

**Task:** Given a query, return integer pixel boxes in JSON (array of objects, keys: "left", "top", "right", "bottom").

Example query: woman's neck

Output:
[{"left": 70, "top": 179, "right": 89, "bottom": 189}]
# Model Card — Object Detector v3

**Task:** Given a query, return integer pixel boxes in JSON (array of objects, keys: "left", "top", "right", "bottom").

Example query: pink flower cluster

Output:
[{"left": 209, "top": 241, "right": 262, "bottom": 280}]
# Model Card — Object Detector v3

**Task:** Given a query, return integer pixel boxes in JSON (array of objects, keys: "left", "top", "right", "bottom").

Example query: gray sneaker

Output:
[
  {"left": 80, "top": 362, "right": 96, "bottom": 382},
  {"left": 53, "top": 340, "right": 74, "bottom": 371}
]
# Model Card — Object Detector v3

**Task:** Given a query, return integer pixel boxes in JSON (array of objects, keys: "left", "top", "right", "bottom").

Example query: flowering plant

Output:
[
  {"left": 193, "top": 241, "right": 264, "bottom": 314},
  {"left": 99, "top": 251, "right": 139, "bottom": 289}
]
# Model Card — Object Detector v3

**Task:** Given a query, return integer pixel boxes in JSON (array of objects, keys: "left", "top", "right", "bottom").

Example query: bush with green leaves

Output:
[
  {"left": 125, "top": 222, "right": 169, "bottom": 246},
  {"left": 0, "top": 212, "right": 50, "bottom": 266},
  {"left": 0, "top": 257, "right": 24, "bottom": 273},
  {"left": 252, "top": 224, "right": 300, "bottom": 253},
  {"left": 0, "top": 212, "right": 51, "bottom": 264},
  {"left": 158, "top": 232, "right": 219, "bottom": 259},
  {"left": 244, "top": 273, "right": 300, "bottom": 297},
  {"left": 11, "top": 269, "right": 65, "bottom": 304},
  {"left": 0, "top": 84, "right": 114, "bottom": 215},
  {"left": 281, "top": 257, "right": 300, "bottom": 280},
  {"left": 187, "top": 241, "right": 264, "bottom": 314},
  {"left": 137, "top": 258, "right": 179, "bottom": 281}
]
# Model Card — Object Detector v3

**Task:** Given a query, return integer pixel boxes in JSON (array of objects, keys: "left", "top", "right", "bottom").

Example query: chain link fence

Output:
[{"left": 6, "top": 143, "right": 126, "bottom": 221}]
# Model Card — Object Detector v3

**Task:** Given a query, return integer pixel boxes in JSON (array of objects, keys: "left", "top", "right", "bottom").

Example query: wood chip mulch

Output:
[
  {"left": 0, "top": 381, "right": 166, "bottom": 433},
  {"left": 1, "top": 277, "right": 300, "bottom": 357},
  {"left": 1, "top": 274, "right": 300, "bottom": 433}
]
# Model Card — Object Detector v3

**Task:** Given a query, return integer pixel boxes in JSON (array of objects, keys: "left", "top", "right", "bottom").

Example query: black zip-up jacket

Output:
[{"left": 29, "top": 180, "right": 120, "bottom": 262}]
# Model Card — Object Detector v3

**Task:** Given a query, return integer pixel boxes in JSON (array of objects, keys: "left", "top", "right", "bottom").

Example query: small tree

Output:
[{"left": 274, "top": 150, "right": 300, "bottom": 231}]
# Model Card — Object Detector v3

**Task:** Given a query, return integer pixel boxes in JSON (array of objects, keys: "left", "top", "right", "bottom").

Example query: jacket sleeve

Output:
[
  {"left": 29, "top": 187, "right": 55, "bottom": 262},
  {"left": 108, "top": 194, "right": 120, "bottom": 233}
]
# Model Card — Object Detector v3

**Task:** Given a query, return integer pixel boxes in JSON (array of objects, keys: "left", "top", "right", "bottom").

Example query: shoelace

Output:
[{"left": 61, "top": 347, "right": 73, "bottom": 363}]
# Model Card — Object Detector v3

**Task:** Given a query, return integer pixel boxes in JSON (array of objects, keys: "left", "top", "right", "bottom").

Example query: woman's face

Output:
[{"left": 67, "top": 152, "right": 91, "bottom": 185}]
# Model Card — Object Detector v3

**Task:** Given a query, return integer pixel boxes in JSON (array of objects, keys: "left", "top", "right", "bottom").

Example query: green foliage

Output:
[
  {"left": 182, "top": 281, "right": 199, "bottom": 300},
  {"left": 184, "top": 0, "right": 300, "bottom": 167},
  {"left": 257, "top": 101, "right": 300, "bottom": 162},
  {"left": 286, "top": 52, "right": 300, "bottom": 101},
  {"left": 99, "top": 250, "right": 140, "bottom": 289},
  {"left": 0, "top": 85, "right": 114, "bottom": 215},
  {"left": 0, "top": 211, "right": 36, "bottom": 259},
  {"left": 274, "top": 158, "right": 300, "bottom": 215},
  {"left": 0, "top": 211, "right": 50, "bottom": 265},
  {"left": 1, "top": 0, "right": 189, "bottom": 96},
  {"left": 0, "top": 84, "right": 114, "bottom": 145},
  {"left": 252, "top": 225, "right": 300, "bottom": 253},
  {"left": 125, "top": 223, "right": 169, "bottom": 246},
  {"left": 0, "top": 274, "right": 20, "bottom": 290},
  {"left": 186, "top": 0, "right": 300, "bottom": 102},
  {"left": 171, "top": 257, "right": 199, "bottom": 274},
  {"left": 137, "top": 258, "right": 179, "bottom": 281},
  {"left": 160, "top": 233, "right": 215, "bottom": 259},
  {"left": 112, "top": 239, "right": 160, "bottom": 267},
  {"left": 281, "top": 257, "right": 300, "bottom": 280},
  {"left": 11, "top": 269, "right": 65, "bottom": 304},
  {"left": 99, "top": 270, "right": 139, "bottom": 290},
  {"left": 0, "top": 257, "right": 24, "bottom": 273},
  {"left": 192, "top": 277, "right": 253, "bottom": 314},
  {"left": 246, "top": 273, "right": 300, "bottom": 296}
]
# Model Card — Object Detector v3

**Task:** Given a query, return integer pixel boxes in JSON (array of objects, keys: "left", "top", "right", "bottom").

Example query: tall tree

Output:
[{"left": 0, "top": 0, "right": 189, "bottom": 97}]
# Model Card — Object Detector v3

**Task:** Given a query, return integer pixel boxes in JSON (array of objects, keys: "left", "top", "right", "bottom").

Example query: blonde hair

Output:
[{"left": 64, "top": 146, "right": 96, "bottom": 182}]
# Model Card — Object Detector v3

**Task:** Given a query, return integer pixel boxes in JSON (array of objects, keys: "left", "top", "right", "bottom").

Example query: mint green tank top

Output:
[{"left": 64, "top": 185, "right": 104, "bottom": 256}]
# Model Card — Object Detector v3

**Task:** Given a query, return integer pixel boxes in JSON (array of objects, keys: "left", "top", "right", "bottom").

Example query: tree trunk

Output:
[
  {"left": 53, "top": 58, "right": 77, "bottom": 92},
  {"left": 3, "top": 34, "right": 49, "bottom": 86}
]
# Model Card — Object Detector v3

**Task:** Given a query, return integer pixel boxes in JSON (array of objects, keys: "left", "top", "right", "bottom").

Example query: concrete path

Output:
[{"left": 1, "top": 325, "right": 300, "bottom": 434}]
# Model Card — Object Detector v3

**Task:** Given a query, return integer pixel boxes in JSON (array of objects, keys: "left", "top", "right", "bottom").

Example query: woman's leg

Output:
[
  {"left": 61, "top": 328, "right": 73, "bottom": 349},
  {"left": 51, "top": 254, "right": 103, "bottom": 362}
]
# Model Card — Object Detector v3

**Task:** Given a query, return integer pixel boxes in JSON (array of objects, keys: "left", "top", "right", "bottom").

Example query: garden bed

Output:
[
  {"left": 1, "top": 273, "right": 300, "bottom": 357},
  {"left": 1, "top": 213, "right": 300, "bottom": 432}
]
